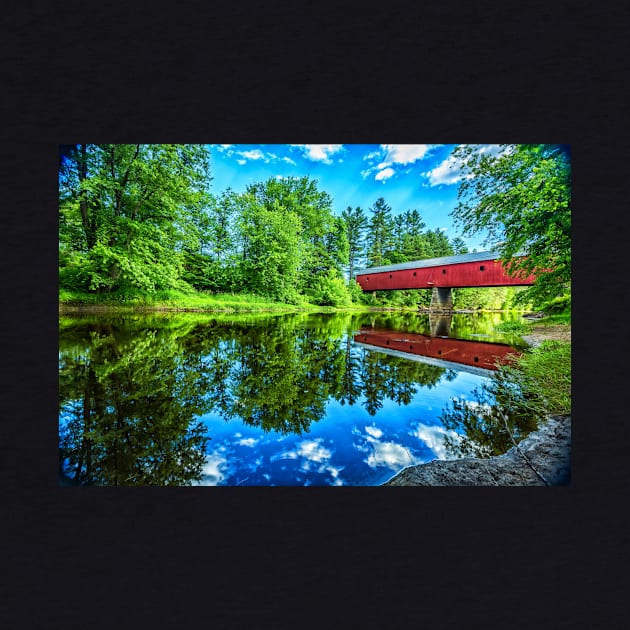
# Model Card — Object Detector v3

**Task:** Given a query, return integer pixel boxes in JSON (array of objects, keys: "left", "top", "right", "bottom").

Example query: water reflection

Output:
[
  {"left": 353, "top": 328, "right": 521, "bottom": 373},
  {"left": 59, "top": 311, "right": 526, "bottom": 486}
]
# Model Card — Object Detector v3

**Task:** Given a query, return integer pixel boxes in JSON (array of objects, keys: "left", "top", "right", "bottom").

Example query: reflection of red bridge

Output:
[
  {"left": 353, "top": 329, "right": 521, "bottom": 372},
  {"left": 354, "top": 251, "right": 537, "bottom": 309}
]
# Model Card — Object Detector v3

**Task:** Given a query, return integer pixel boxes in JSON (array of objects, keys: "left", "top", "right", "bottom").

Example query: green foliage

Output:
[
  {"left": 451, "top": 144, "right": 571, "bottom": 304},
  {"left": 308, "top": 269, "right": 353, "bottom": 307},
  {"left": 539, "top": 292, "right": 571, "bottom": 315},
  {"left": 439, "top": 339, "right": 571, "bottom": 458},
  {"left": 494, "top": 319, "right": 530, "bottom": 334},
  {"left": 341, "top": 206, "right": 367, "bottom": 279},
  {"left": 59, "top": 144, "right": 211, "bottom": 294}
]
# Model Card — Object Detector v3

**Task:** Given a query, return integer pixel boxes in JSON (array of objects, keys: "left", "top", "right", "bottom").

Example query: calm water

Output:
[{"left": 58, "top": 311, "right": 528, "bottom": 486}]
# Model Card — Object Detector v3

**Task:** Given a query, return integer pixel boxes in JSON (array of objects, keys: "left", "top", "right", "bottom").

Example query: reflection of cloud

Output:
[
  {"left": 354, "top": 426, "right": 416, "bottom": 470},
  {"left": 453, "top": 397, "right": 493, "bottom": 415},
  {"left": 410, "top": 423, "right": 461, "bottom": 460},
  {"left": 271, "top": 438, "right": 344, "bottom": 484},
  {"left": 364, "top": 425, "right": 383, "bottom": 439},
  {"left": 364, "top": 440, "right": 415, "bottom": 470},
  {"left": 297, "top": 439, "right": 332, "bottom": 462},
  {"left": 195, "top": 449, "right": 230, "bottom": 486}
]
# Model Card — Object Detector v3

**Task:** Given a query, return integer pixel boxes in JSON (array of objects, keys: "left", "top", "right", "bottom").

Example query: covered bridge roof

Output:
[{"left": 354, "top": 251, "right": 505, "bottom": 276}]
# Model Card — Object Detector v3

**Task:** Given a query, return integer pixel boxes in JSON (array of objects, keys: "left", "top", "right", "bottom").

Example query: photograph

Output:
[{"left": 58, "top": 144, "right": 571, "bottom": 486}]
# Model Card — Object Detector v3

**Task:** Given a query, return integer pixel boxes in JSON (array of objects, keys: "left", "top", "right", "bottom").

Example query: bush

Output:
[{"left": 308, "top": 270, "right": 352, "bottom": 307}]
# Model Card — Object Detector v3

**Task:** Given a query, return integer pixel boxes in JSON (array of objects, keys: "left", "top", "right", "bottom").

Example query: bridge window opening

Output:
[
  {"left": 474, "top": 357, "right": 479, "bottom": 362},
  {"left": 389, "top": 274, "right": 392, "bottom": 278},
  {"left": 438, "top": 350, "right": 442, "bottom": 356},
  {"left": 479, "top": 265, "right": 485, "bottom": 271},
  {"left": 442, "top": 269, "right": 446, "bottom": 274},
  {"left": 409, "top": 345, "right": 413, "bottom": 350},
  {"left": 413, "top": 272, "right": 417, "bottom": 276}
]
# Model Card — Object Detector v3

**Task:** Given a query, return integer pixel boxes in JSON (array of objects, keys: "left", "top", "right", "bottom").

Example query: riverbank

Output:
[
  {"left": 384, "top": 414, "right": 570, "bottom": 486},
  {"left": 521, "top": 323, "right": 571, "bottom": 347},
  {"left": 383, "top": 317, "right": 571, "bottom": 486},
  {"left": 59, "top": 290, "right": 375, "bottom": 315}
]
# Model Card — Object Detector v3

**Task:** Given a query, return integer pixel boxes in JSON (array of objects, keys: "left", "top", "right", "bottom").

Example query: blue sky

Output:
[{"left": 208, "top": 144, "right": 498, "bottom": 252}]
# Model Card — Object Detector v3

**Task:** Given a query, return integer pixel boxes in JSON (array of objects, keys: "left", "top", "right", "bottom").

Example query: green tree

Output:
[
  {"left": 366, "top": 197, "right": 395, "bottom": 266},
  {"left": 450, "top": 236, "right": 469, "bottom": 254},
  {"left": 237, "top": 195, "right": 303, "bottom": 302},
  {"left": 340, "top": 206, "right": 367, "bottom": 279},
  {"left": 59, "top": 144, "right": 211, "bottom": 293},
  {"left": 451, "top": 144, "right": 571, "bottom": 305}
]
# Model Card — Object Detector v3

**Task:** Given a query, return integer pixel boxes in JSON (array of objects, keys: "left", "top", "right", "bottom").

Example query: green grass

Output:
[
  {"left": 59, "top": 288, "right": 373, "bottom": 314},
  {"left": 537, "top": 311, "right": 571, "bottom": 325},
  {"left": 516, "top": 341, "right": 571, "bottom": 415},
  {"left": 494, "top": 319, "right": 530, "bottom": 334},
  {"left": 491, "top": 339, "right": 571, "bottom": 422}
]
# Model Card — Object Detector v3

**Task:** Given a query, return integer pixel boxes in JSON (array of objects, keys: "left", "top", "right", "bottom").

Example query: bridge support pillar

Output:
[
  {"left": 429, "top": 314, "right": 452, "bottom": 337},
  {"left": 430, "top": 287, "right": 453, "bottom": 311}
]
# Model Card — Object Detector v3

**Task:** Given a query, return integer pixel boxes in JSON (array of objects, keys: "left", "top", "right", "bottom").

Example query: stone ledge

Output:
[{"left": 383, "top": 415, "right": 571, "bottom": 486}]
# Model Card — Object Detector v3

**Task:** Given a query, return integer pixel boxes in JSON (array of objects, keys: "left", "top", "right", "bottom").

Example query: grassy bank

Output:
[{"left": 59, "top": 288, "right": 373, "bottom": 314}]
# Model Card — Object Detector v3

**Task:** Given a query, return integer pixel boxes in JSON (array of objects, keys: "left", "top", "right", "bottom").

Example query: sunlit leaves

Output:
[{"left": 451, "top": 144, "right": 571, "bottom": 306}]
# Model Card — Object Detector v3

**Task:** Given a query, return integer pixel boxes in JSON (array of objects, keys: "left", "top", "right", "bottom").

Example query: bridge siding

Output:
[
  {"left": 355, "top": 258, "right": 535, "bottom": 291},
  {"left": 354, "top": 329, "right": 521, "bottom": 371}
]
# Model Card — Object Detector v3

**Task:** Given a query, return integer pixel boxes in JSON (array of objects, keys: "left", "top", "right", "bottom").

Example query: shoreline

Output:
[
  {"left": 383, "top": 326, "right": 571, "bottom": 486},
  {"left": 383, "top": 414, "right": 570, "bottom": 486}
]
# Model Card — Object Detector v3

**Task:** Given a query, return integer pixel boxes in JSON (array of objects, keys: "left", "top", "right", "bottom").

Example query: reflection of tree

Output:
[
  {"left": 337, "top": 337, "right": 363, "bottom": 406},
  {"left": 356, "top": 347, "right": 447, "bottom": 416},
  {"left": 439, "top": 371, "right": 539, "bottom": 458},
  {"left": 59, "top": 324, "right": 211, "bottom": 485},
  {"left": 59, "top": 311, "right": 512, "bottom": 485}
]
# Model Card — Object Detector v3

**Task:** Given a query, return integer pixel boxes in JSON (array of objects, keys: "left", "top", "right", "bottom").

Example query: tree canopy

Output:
[{"left": 451, "top": 144, "right": 571, "bottom": 305}]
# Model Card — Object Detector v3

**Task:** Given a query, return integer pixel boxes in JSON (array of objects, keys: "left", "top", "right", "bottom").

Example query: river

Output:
[{"left": 58, "top": 310, "right": 530, "bottom": 486}]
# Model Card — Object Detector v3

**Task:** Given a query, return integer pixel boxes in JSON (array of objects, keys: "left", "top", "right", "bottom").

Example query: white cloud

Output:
[
  {"left": 423, "top": 144, "right": 508, "bottom": 187},
  {"left": 237, "top": 149, "right": 265, "bottom": 161},
  {"left": 361, "top": 144, "right": 441, "bottom": 182},
  {"left": 227, "top": 147, "right": 299, "bottom": 166},
  {"left": 375, "top": 167, "right": 395, "bottom": 182},
  {"left": 424, "top": 154, "right": 470, "bottom": 186},
  {"left": 381, "top": 144, "right": 438, "bottom": 165},
  {"left": 237, "top": 437, "right": 259, "bottom": 447},
  {"left": 290, "top": 144, "right": 344, "bottom": 164}
]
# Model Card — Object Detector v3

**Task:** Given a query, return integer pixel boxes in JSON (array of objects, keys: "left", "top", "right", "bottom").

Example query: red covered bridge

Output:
[
  {"left": 354, "top": 251, "right": 536, "bottom": 309},
  {"left": 353, "top": 328, "right": 521, "bottom": 374}
]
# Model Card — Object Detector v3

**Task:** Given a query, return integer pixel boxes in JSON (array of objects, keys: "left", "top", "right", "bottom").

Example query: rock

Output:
[{"left": 383, "top": 415, "right": 571, "bottom": 486}]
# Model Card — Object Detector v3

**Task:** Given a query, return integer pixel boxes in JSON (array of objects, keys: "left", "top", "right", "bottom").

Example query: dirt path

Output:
[{"left": 521, "top": 323, "right": 571, "bottom": 347}]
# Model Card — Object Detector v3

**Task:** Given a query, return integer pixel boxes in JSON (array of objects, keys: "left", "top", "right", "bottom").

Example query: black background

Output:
[{"left": 1, "top": 1, "right": 627, "bottom": 628}]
